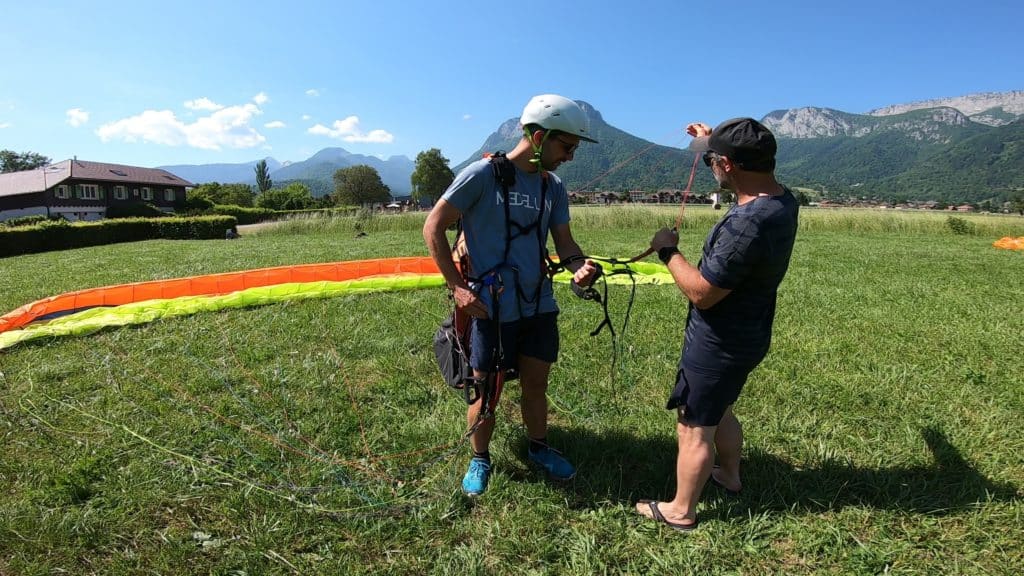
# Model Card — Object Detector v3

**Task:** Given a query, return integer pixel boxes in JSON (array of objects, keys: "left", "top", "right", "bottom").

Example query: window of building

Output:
[
  {"left": 78, "top": 184, "right": 100, "bottom": 200},
  {"left": 141, "top": 187, "right": 152, "bottom": 200},
  {"left": 114, "top": 186, "right": 127, "bottom": 200},
  {"left": 55, "top": 185, "right": 70, "bottom": 199},
  {"left": 164, "top": 188, "right": 176, "bottom": 202}
]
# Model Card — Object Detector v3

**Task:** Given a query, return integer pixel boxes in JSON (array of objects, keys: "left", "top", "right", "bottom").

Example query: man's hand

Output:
[
  {"left": 686, "top": 122, "right": 712, "bottom": 138},
  {"left": 452, "top": 284, "right": 489, "bottom": 318},
  {"left": 650, "top": 227, "right": 679, "bottom": 251},
  {"left": 572, "top": 259, "right": 601, "bottom": 288}
]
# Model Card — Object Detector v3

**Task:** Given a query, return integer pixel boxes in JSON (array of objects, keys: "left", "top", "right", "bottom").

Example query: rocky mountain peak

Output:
[
  {"left": 763, "top": 104, "right": 974, "bottom": 142},
  {"left": 867, "top": 90, "right": 1024, "bottom": 126},
  {"left": 762, "top": 107, "right": 857, "bottom": 138}
]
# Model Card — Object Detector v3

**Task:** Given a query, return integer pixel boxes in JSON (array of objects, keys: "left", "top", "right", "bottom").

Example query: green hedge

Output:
[
  {"left": 1, "top": 215, "right": 50, "bottom": 228},
  {"left": 209, "top": 204, "right": 276, "bottom": 225},
  {"left": 106, "top": 202, "right": 169, "bottom": 219},
  {"left": 0, "top": 215, "right": 237, "bottom": 258}
]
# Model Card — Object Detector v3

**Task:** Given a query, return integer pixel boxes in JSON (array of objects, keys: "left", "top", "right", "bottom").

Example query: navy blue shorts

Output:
[
  {"left": 469, "top": 312, "right": 559, "bottom": 372},
  {"left": 666, "top": 362, "right": 753, "bottom": 426}
]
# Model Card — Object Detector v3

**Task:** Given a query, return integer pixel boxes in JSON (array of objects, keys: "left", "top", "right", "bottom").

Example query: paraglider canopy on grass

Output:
[
  {"left": 993, "top": 236, "right": 1024, "bottom": 251},
  {"left": 0, "top": 256, "right": 672, "bottom": 351}
]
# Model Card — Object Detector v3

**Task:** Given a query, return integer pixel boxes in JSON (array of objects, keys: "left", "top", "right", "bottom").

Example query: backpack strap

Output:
[
  {"left": 489, "top": 151, "right": 515, "bottom": 266},
  {"left": 489, "top": 151, "right": 516, "bottom": 190}
]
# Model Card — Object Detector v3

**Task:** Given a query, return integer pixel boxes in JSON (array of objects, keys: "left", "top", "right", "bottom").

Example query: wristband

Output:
[{"left": 658, "top": 246, "right": 680, "bottom": 264}]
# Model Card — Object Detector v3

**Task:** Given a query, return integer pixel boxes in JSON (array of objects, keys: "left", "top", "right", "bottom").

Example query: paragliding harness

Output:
[
  {"left": 433, "top": 152, "right": 556, "bottom": 422},
  {"left": 432, "top": 152, "right": 636, "bottom": 425}
]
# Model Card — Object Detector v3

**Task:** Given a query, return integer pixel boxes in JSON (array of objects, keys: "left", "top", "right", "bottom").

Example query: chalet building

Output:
[{"left": 0, "top": 159, "right": 192, "bottom": 222}]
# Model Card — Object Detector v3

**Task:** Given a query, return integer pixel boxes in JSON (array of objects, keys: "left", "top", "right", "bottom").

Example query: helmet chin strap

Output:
[{"left": 524, "top": 127, "right": 550, "bottom": 174}]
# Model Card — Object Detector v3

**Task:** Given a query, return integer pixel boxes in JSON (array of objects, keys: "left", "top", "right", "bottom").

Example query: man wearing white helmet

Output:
[{"left": 423, "top": 94, "right": 601, "bottom": 496}]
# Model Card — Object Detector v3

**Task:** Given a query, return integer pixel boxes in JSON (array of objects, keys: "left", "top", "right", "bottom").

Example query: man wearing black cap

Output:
[{"left": 636, "top": 118, "right": 799, "bottom": 531}]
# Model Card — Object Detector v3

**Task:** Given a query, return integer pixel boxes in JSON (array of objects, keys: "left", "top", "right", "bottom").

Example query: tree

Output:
[
  {"left": 1009, "top": 190, "right": 1024, "bottom": 216},
  {"left": 0, "top": 150, "right": 50, "bottom": 173},
  {"left": 332, "top": 165, "right": 391, "bottom": 206},
  {"left": 254, "top": 159, "right": 273, "bottom": 193},
  {"left": 410, "top": 148, "right": 454, "bottom": 205},
  {"left": 256, "top": 182, "right": 314, "bottom": 211},
  {"left": 189, "top": 182, "right": 256, "bottom": 207}
]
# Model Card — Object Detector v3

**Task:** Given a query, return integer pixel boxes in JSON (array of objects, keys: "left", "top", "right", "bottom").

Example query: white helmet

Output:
[{"left": 520, "top": 94, "right": 598, "bottom": 143}]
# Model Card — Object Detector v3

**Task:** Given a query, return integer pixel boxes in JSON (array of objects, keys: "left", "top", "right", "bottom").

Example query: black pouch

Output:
[{"left": 433, "top": 314, "right": 473, "bottom": 392}]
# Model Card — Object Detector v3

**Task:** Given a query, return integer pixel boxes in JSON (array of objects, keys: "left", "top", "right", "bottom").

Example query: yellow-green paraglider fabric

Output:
[
  {"left": 0, "top": 261, "right": 672, "bottom": 351},
  {"left": 0, "top": 274, "right": 444, "bottom": 351},
  {"left": 552, "top": 259, "right": 674, "bottom": 285}
]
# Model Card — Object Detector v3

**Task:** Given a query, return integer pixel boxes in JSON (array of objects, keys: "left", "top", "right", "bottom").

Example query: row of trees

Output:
[
  {"left": 190, "top": 149, "right": 457, "bottom": 211},
  {"left": 189, "top": 163, "right": 407, "bottom": 211}
]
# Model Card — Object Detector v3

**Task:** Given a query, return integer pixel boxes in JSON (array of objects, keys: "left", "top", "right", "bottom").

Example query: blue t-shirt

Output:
[
  {"left": 441, "top": 158, "right": 570, "bottom": 322},
  {"left": 682, "top": 187, "right": 799, "bottom": 370}
]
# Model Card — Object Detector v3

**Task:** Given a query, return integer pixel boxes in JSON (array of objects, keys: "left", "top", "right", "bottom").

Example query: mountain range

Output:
[
  {"left": 159, "top": 90, "right": 1024, "bottom": 204},
  {"left": 160, "top": 149, "right": 415, "bottom": 197}
]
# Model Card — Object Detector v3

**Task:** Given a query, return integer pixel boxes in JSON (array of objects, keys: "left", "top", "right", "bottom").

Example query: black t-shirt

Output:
[{"left": 682, "top": 187, "right": 799, "bottom": 370}]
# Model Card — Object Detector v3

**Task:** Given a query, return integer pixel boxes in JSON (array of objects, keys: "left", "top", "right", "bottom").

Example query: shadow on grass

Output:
[{"left": 534, "top": 425, "right": 1020, "bottom": 517}]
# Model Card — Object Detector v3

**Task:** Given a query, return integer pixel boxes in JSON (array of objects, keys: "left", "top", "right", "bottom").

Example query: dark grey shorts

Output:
[
  {"left": 667, "top": 362, "right": 753, "bottom": 426},
  {"left": 469, "top": 312, "right": 559, "bottom": 372}
]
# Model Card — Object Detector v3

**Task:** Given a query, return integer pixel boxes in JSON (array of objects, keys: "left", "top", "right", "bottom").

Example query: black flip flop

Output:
[{"left": 638, "top": 500, "right": 699, "bottom": 532}]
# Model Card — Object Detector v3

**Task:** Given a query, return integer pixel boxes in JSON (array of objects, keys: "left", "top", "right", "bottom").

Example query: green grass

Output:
[{"left": 1, "top": 207, "right": 1023, "bottom": 574}]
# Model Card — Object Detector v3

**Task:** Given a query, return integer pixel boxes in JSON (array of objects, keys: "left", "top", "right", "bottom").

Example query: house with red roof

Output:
[{"left": 0, "top": 159, "right": 192, "bottom": 222}]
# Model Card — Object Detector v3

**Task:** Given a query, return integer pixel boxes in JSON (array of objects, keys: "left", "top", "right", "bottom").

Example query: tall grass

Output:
[
  {"left": 1, "top": 208, "right": 1022, "bottom": 575},
  {"left": 252, "top": 205, "right": 1024, "bottom": 239}
]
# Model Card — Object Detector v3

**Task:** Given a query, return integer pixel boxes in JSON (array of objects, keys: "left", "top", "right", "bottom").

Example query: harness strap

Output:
[
  {"left": 473, "top": 152, "right": 551, "bottom": 316},
  {"left": 453, "top": 152, "right": 556, "bottom": 426}
]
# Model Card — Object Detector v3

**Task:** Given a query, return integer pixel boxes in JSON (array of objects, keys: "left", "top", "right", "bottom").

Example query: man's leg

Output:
[
  {"left": 519, "top": 354, "right": 575, "bottom": 480},
  {"left": 462, "top": 369, "right": 497, "bottom": 496},
  {"left": 466, "top": 369, "right": 498, "bottom": 451},
  {"left": 668, "top": 419, "right": 716, "bottom": 523},
  {"left": 712, "top": 405, "right": 743, "bottom": 492},
  {"left": 637, "top": 418, "right": 715, "bottom": 526},
  {"left": 517, "top": 355, "right": 551, "bottom": 439}
]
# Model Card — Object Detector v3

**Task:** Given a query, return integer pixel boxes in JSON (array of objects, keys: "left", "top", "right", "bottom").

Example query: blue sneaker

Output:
[
  {"left": 461, "top": 457, "right": 492, "bottom": 496},
  {"left": 528, "top": 446, "right": 576, "bottom": 480}
]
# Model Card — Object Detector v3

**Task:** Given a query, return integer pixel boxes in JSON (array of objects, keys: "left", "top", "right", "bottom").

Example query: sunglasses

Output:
[
  {"left": 551, "top": 135, "right": 579, "bottom": 155},
  {"left": 702, "top": 150, "right": 720, "bottom": 167}
]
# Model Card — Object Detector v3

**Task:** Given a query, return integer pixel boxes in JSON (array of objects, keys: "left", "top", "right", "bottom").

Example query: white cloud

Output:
[
  {"left": 184, "top": 98, "right": 224, "bottom": 111},
  {"left": 305, "top": 89, "right": 320, "bottom": 97},
  {"left": 66, "top": 108, "right": 90, "bottom": 127},
  {"left": 97, "top": 103, "right": 266, "bottom": 151},
  {"left": 302, "top": 114, "right": 312, "bottom": 121},
  {"left": 0, "top": 122, "right": 10, "bottom": 129},
  {"left": 308, "top": 116, "right": 394, "bottom": 143},
  {"left": 264, "top": 120, "right": 286, "bottom": 129},
  {"left": 253, "top": 92, "right": 269, "bottom": 105},
  {"left": 463, "top": 114, "right": 472, "bottom": 121}
]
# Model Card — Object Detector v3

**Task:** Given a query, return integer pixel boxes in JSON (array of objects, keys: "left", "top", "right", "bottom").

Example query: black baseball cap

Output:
[{"left": 689, "top": 117, "right": 777, "bottom": 172}]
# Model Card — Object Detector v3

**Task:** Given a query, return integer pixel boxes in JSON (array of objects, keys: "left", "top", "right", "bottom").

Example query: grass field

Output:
[{"left": 1, "top": 207, "right": 1023, "bottom": 575}]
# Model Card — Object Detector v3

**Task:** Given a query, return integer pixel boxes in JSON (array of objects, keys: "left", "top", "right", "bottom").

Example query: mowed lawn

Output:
[{"left": 1, "top": 207, "right": 1022, "bottom": 575}]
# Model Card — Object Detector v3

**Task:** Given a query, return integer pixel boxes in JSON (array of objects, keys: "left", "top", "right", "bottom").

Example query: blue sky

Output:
[{"left": 2, "top": 0, "right": 1022, "bottom": 169}]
